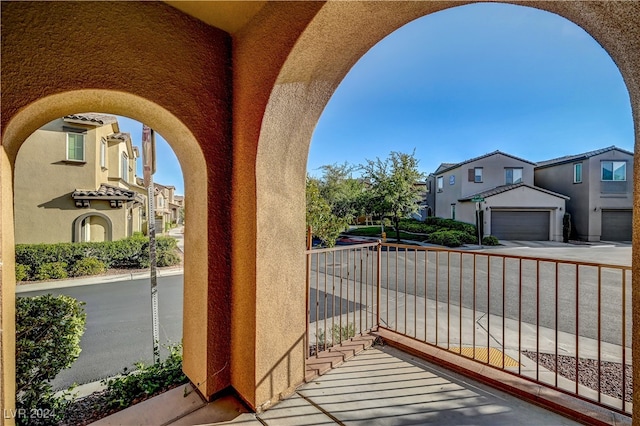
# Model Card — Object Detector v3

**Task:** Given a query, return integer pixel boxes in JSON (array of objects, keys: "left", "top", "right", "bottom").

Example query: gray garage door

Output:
[
  {"left": 491, "top": 211, "right": 550, "bottom": 240},
  {"left": 601, "top": 210, "right": 632, "bottom": 241}
]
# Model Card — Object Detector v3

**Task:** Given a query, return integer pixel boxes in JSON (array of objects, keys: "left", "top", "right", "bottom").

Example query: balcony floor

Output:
[{"left": 91, "top": 345, "right": 580, "bottom": 425}]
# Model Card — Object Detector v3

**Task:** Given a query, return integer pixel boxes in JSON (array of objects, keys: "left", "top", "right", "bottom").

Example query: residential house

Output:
[
  {"left": 434, "top": 151, "right": 568, "bottom": 241},
  {"left": 136, "top": 179, "right": 184, "bottom": 233},
  {"left": 14, "top": 114, "right": 145, "bottom": 243},
  {"left": 535, "top": 146, "right": 634, "bottom": 241}
]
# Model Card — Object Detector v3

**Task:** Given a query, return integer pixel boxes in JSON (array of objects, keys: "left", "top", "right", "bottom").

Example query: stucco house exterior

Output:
[
  {"left": 535, "top": 146, "right": 634, "bottom": 241},
  {"left": 434, "top": 151, "right": 568, "bottom": 241},
  {"left": 14, "top": 114, "right": 146, "bottom": 243}
]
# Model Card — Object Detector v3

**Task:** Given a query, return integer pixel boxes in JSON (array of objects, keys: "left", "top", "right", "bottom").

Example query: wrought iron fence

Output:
[{"left": 306, "top": 241, "right": 632, "bottom": 415}]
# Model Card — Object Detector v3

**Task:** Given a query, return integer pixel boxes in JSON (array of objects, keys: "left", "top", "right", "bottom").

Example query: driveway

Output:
[{"left": 478, "top": 240, "right": 631, "bottom": 266}]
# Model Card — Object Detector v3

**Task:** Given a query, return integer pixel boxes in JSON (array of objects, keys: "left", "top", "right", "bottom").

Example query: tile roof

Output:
[
  {"left": 435, "top": 151, "right": 536, "bottom": 175},
  {"left": 536, "top": 146, "right": 634, "bottom": 168},
  {"left": 458, "top": 183, "right": 569, "bottom": 201},
  {"left": 72, "top": 184, "right": 144, "bottom": 203},
  {"left": 64, "top": 113, "right": 118, "bottom": 126}
]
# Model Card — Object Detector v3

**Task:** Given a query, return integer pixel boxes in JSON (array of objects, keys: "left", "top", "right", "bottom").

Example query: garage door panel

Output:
[
  {"left": 491, "top": 211, "right": 549, "bottom": 240},
  {"left": 601, "top": 210, "right": 632, "bottom": 241}
]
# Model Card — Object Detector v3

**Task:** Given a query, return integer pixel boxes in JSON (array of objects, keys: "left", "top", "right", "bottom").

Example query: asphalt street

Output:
[{"left": 19, "top": 275, "right": 183, "bottom": 390}]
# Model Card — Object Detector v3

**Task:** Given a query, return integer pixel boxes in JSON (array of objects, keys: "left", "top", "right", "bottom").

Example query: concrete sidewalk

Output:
[{"left": 15, "top": 267, "right": 183, "bottom": 294}]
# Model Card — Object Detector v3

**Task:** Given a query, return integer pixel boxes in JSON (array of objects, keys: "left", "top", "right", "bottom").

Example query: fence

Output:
[{"left": 306, "top": 241, "right": 632, "bottom": 415}]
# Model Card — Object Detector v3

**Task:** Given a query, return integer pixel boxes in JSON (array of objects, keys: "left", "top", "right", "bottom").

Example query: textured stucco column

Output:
[
  {"left": 0, "top": 149, "right": 16, "bottom": 425},
  {"left": 0, "top": 2, "right": 233, "bottom": 415}
]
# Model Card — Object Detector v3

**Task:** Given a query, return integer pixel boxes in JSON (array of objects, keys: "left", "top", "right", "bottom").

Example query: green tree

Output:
[
  {"left": 318, "top": 162, "right": 367, "bottom": 224},
  {"left": 362, "top": 151, "right": 425, "bottom": 242},
  {"left": 306, "top": 177, "right": 347, "bottom": 247}
]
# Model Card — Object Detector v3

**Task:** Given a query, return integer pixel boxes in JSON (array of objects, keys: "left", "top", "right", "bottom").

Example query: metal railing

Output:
[{"left": 306, "top": 241, "right": 632, "bottom": 415}]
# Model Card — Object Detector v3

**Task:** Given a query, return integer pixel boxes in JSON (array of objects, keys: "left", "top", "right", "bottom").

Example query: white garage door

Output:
[
  {"left": 491, "top": 211, "right": 550, "bottom": 241},
  {"left": 601, "top": 210, "right": 632, "bottom": 241}
]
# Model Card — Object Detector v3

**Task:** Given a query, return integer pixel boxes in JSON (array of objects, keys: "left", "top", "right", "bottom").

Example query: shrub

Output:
[
  {"left": 70, "top": 257, "right": 107, "bottom": 277},
  {"left": 16, "top": 236, "right": 182, "bottom": 280},
  {"left": 426, "top": 230, "right": 476, "bottom": 247},
  {"left": 16, "top": 295, "right": 86, "bottom": 426},
  {"left": 399, "top": 217, "right": 476, "bottom": 236},
  {"left": 35, "top": 262, "right": 68, "bottom": 280},
  {"left": 15, "top": 264, "right": 31, "bottom": 282},
  {"left": 101, "top": 344, "right": 188, "bottom": 410},
  {"left": 482, "top": 235, "right": 500, "bottom": 246}
]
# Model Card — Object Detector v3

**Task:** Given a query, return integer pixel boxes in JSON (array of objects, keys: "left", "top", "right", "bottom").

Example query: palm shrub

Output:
[{"left": 16, "top": 295, "right": 86, "bottom": 426}]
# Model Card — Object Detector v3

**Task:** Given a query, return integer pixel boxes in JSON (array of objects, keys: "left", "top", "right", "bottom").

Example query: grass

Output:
[{"left": 345, "top": 227, "right": 426, "bottom": 242}]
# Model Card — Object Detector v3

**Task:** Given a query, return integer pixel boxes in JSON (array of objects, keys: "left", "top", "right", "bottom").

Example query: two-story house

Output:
[
  {"left": 135, "top": 179, "right": 184, "bottom": 233},
  {"left": 434, "top": 151, "right": 568, "bottom": 241},
  {"left": 14, "top": 113, "right": 145, "bottom": 243},
  {"left": 535, "top": 146, "right": 634, "bottom": 241}
]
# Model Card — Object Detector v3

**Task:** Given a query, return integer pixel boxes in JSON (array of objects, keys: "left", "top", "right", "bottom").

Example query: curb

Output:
[{"left": 15, "top": 268, "right": 184, "bottom": 294}]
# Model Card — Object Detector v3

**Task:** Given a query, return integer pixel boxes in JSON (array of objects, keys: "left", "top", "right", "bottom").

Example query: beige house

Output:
[
  {"left": 136, "top": 179, "right": 184, "bottom": 233},
  {"left": 14, "top": 114, "right": 146, "bottom": 243}
]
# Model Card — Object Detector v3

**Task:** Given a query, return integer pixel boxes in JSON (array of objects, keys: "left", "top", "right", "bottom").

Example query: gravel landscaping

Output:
[{"left": 522, "top": 351, "right": 632, "bottom": 403}]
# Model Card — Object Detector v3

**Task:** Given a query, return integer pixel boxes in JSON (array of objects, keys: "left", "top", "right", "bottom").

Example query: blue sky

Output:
[
  {"left": 115, "top": 2, "right": 634, "bottom": 191},
  {"left": 308, "top": 3, "right": 634, "bottom": 177}
]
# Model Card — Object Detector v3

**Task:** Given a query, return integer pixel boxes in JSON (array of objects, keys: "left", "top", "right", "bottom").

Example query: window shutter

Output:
[{"left": 468, "top": 169, "right": 475, "bottom": 182}]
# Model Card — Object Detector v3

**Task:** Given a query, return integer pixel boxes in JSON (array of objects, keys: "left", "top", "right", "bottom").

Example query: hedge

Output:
[
  {"left": 16, "top": 236, "right": 181, "bottom": 281},
  {"left": 397, "top": 218, "right": 478, "bottom": 247},
  {"left": 16, "top": 294, "right": 86, "bottom": 425}
]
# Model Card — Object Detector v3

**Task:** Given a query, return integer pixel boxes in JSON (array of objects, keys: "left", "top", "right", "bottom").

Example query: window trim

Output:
[
  {"left": 121, "top": 152, "right": 129, "bottom": 182},
  {"left": 601, "top": 160, "right": 626, "bottom": 182},
  {"left": 66, "top": 132, "right": 85, "bottom": 162},
  {"left": 573, "top": 163, "right": 582, "bottom": 184},
  {"left": 437, "top": 176, "right": 444, "bottom": 192},
  {"left": 100, "top": 138, "right": 107, "bottom": 169}
]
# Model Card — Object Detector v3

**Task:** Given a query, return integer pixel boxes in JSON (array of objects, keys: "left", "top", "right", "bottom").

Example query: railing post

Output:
[
  {"left": 305, "top": 226, "right": 312, "bottom": 358},
  {"left": 376, "top": 241, "right": 381, "bottom": 329}
]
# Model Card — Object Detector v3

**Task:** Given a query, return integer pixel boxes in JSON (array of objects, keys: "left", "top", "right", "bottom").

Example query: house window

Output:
[
  {"left": 449, "top": 175, "right": 455, "bottom": 185},
  {"left": 505, "top": 168, "right": 523, "bottom": 185},
  {"left": 601, "top": 161, "right": 626, "bottom": 181},
  {"left": 67, "top": 133, "right": 85, "bottom": 161},
  {"left": 100, "top": 139, "right": 107, "bottom": 168},
  {"left": 573, "top": 163, "right": 582, "bottom": 183},
  {"left": 121, "top": 153, "right": 128, "bottom": 182},
  {"left": 450, "top": 204, "right": 456, "bottom": 220},
  {"left": 474, "top": 167, "right": 483, "bottom": 183},
  {"left": 437, "top": 176, "right": 444, "bottom": 192}
]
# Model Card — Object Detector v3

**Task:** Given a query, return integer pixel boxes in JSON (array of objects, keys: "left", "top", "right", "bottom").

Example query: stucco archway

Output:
[
  {"left": 1, "top": 89, "right": 212, "bottom": 409},
  {"left": 247, "top": 0, "right": 639, "bottom": 414}
]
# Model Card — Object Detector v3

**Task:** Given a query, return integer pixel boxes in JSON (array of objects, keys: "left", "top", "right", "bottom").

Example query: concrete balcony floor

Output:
[{"left": 91, "top": 345, "right": 582, "bottom": 426}]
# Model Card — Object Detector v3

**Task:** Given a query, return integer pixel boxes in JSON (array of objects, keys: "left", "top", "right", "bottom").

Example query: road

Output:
[{"left": 19, "top": 275, "right": 183, "bottom": 390}]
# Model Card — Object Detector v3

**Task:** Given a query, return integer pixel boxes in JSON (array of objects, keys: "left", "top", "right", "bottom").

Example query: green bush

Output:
[
  {"left": 70, "top": 257, "right": 107, "bottom": 277},
  {"left": 101, "top": 344, "right": 188, "bottom": 410},
  {"left": 35, "top": 262, "right": 68, "bottom": 280},
  {"left": 482, "top": 235, "right": 500, "bottom": 246},
  {"left": 15, "top": 264, "right": 31, "bottom": 282},
  {"left": 16, "top": 236, "right": 182, "bottom": 280},
  {"left": 398, "top": 218, "right": 476, "bottom": 236},
  {"left": 16, "top": 295, "right": 86, "bottom": 426},
  {"left": 426, "top": 230, "right": 476, "bottom": 247}
]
